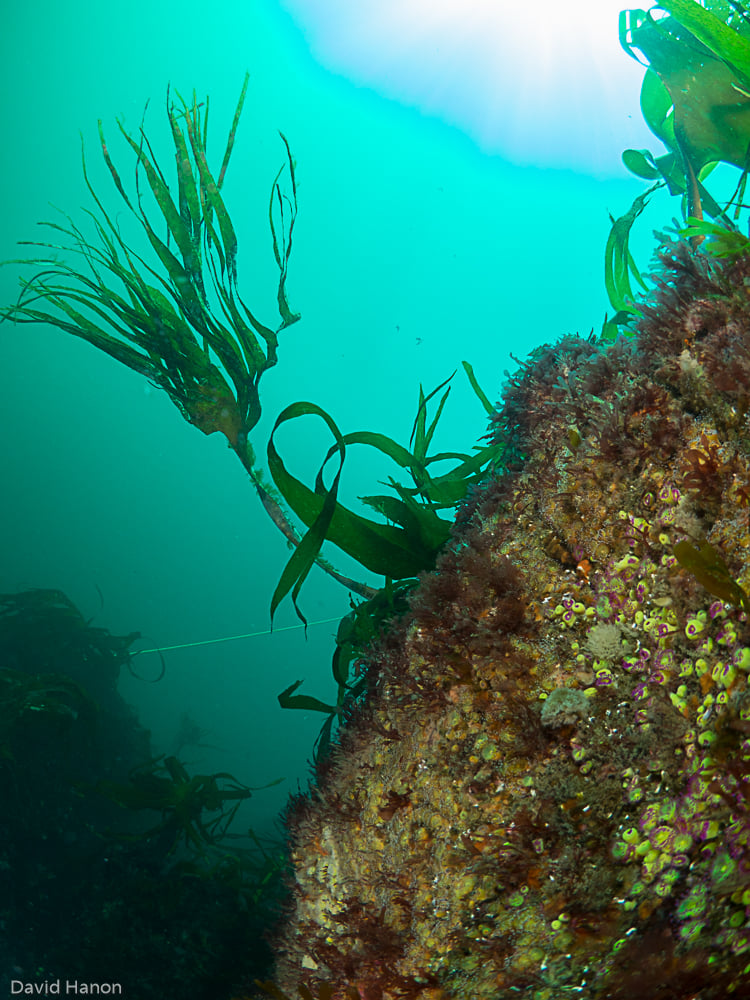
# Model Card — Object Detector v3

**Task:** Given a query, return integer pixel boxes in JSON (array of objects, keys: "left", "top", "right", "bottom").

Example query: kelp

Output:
[
  {"left": 0, "top": 78, "right": 381, "bottom": 606},
  {"left": 268, "top": 367, "right": 501, "bottom": 752},
  {"left": 267, "top": 367, "right": 502, "bottom": 625},
  {"left": 603, "top": 184, "right": 657, "bottom": 331},
  {"left": 0, "top": 668, "right": 97, "bottom": 762},
  {"left": 96, "top": 753, "right": 280, "bottom": 854},
  {"left": 604, "top": 0, "right": 750, "bottom": 332},
  {"left": 192, "top": 828, "right": 290, "bottom": 908},
  {"left": 679, "top": 213, "right": 750, "bottom": 254},
  {"left": 3, "top": 74, "right": 297, "bottom": 447},
  {"left": 266, "top": 365, "right": 501, "bottom": 749},
  {"left": 621, "top": 0, "right": 750, "bottom": 189},
  {"left": 673, "top": 538, "right": 750, "bottom": 612},
  {"left": 278, "top": 579, "right": 416, "bottom": 760},
  {"left": 0, "top": 587, "right": 143, "bottom": 678},
  {"left": 2, "top": 79, "right": 500, "bottom": 626},
  {"left": 1, "top": 73, "right": 510, "bottom": 773}
]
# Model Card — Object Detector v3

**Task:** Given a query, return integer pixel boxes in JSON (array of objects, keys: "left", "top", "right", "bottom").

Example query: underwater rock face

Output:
[{"left": 271, "top": 242, "right": 750, "bottom": 999}]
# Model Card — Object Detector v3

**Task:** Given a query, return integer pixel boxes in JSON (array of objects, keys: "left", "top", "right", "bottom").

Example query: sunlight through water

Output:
[{"left": 279, "top": 0, "right": 652, "bottom": 175}]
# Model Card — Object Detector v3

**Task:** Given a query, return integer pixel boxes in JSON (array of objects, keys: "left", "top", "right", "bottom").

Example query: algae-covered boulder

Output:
[{"left": 266, "top": 242, "right": 750, "bottom": 999}]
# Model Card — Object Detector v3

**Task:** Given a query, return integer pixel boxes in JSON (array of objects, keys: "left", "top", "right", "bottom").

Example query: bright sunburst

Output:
[{"left": 280, "top": 0, "right": 651, "bottom": 175}]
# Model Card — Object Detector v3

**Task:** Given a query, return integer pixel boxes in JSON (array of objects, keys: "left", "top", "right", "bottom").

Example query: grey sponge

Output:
[{"left": 541, "top": 686, "right": 590, "bottom": 728}]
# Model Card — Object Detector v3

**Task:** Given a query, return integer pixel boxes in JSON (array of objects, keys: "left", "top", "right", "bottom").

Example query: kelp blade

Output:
[{"left": 673, "top": 538, "right": 749, "bottom": 612}]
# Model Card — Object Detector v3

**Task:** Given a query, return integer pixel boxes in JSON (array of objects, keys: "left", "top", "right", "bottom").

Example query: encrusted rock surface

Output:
[{"left": 267, "top": 242, "right": 750, "bottom": 999}]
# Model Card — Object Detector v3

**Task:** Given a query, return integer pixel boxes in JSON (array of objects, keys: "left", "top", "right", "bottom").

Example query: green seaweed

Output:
[
  {"left": 621, "top": 1, "right": 750, "bottom": 181},
  {"left": 96, "top": 753, "right": 280, "bottom": 854},
  {"left": 603, "top": 184, "right": 656, "bottom": 329},
  {"left": 2, "top": 79, "right": 501, "bottom": 630},
  {"left": 3, "top": 75, "right": 295, "bottom": 448},
  {"left": 673, "top": 537, "right": 750, "bottom": 612},
  {"left": 604, "top": 0, "right": 750, "bottom": 333},
  {"left": 1, "top": 77, "right": 370, "bottom": 610},
  {"left": 278, "top": 579, "right": 416, "bottom": 760},
  {"left": 679, "top": 213, "right": 750, "bottom": 255},
  {"left": 267, "top": 369, "right": 498, "bottom": 750},
  {"left": 266, "top": 370, "right": 498, "bottom": 624}
]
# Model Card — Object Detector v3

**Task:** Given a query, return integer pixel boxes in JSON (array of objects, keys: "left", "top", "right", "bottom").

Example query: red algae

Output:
[{"left": 265, "top": 242, "right": 750, "bottom": 999}]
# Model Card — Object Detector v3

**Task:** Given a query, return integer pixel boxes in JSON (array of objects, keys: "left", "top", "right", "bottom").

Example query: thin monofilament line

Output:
[{"left": 131, "top": 616, "right": 343, "bottom": 656}]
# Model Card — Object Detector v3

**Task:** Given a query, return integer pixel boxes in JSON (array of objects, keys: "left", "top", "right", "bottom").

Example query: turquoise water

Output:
[{"left": 0, "top": 0, "right": 655, "bottom": 838}]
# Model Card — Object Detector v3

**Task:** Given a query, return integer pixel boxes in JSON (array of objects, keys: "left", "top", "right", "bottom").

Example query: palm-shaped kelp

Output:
[
  {"left": 2, "top": 76, "right": 371, "bottom": 599},
  {"left": 96, "top": 753, "right": 263, "bottom": 854},
  {"left": 5, "top": 74, "right": 296, "bottom": 448},
  {"left": 2, "top": 77, "right": 502, "bottom": 628}
]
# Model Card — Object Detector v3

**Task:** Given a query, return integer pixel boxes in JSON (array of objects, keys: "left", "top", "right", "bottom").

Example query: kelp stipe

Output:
[
  {"left": 0, "top": 76, "right": 379, "bottom": 608},
  {"left": 2, "top": 78, "right": 502, "bottom": 629}
]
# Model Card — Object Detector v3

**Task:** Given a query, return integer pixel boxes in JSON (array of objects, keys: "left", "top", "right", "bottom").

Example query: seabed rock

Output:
[{"left": 265, "top": 241, "right": 750, "bottom": 999}]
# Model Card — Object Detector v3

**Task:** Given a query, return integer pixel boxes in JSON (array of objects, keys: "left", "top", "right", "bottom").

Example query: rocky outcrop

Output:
[{"left": 268, "top": 241, "right": 750, "bottom": 999}]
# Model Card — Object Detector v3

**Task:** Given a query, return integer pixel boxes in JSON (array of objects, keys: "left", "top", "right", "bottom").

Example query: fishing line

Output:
[{"left": 130, "top": 615, "right": 343, "bottom": 658}]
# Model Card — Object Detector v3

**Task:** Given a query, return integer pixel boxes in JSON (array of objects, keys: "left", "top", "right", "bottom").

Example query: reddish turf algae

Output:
[{"left": 257, "top": 241, "right": 750, "bottom": 999}]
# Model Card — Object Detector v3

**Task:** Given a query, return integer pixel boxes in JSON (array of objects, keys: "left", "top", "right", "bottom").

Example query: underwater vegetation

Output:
[
  {"left": 96, "top": 752, "right": 255, "bottom": 853},
  {"left": 3, "top": 0, "right": 750, "bottom": 997},
  {"left": 605, "top": 0, "right": 750, "bottom": 335},
  {"left": 253, "top": 3, "right": 750, "bottom": 997},
  {"left": 0, "top": 76, "right": 499, "bottom": 614},
  {"left": 0, "top": 587, "right": 290, "bottom": 998},
  {"left": 0, "top": 73, "right": 501, "bottom": 745},
  {"left": 259, "top": 236, "right": 750, "bottom": 999}
]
